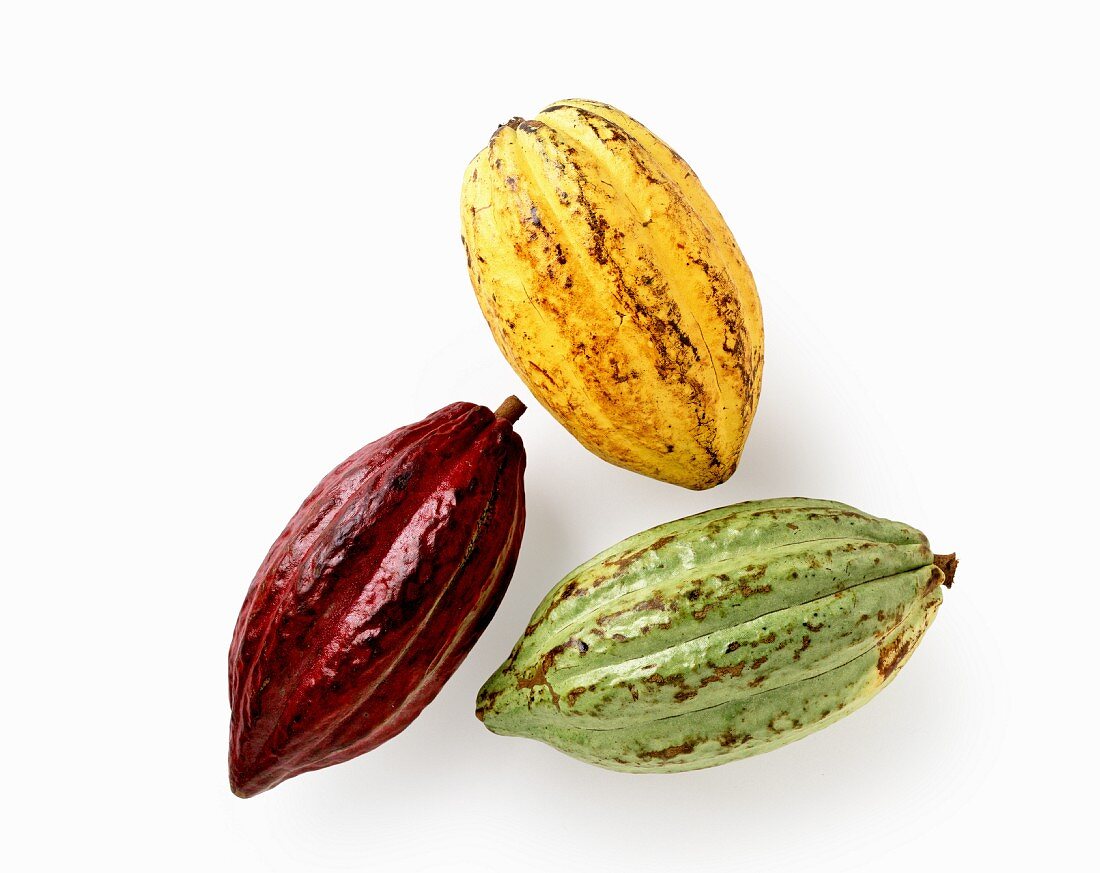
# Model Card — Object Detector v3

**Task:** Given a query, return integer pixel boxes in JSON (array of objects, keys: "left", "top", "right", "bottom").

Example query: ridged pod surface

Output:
[
  {"left": 460, "top": 99, "right": 763, "bottom": 490},
  {"left": 477, "top": 498, "right": 954, "bottom": 773},
  {"left": 229, "top": 398, "right": 526, "bottom": 797}
]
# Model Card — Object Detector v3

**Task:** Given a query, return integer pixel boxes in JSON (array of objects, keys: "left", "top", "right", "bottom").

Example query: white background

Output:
[{"left": 3, "top": 2, "right": 1096, "bottom": 870}]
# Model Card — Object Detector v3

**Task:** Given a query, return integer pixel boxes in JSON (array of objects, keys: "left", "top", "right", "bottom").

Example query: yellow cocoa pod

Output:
[{"left": 460, "top": 99, "right": 764, "bottom": 489}]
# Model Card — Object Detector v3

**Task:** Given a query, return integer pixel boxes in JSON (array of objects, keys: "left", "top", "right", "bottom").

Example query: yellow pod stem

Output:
[{"left": 460, "top": 99, "right": 764, "bottom": 490}]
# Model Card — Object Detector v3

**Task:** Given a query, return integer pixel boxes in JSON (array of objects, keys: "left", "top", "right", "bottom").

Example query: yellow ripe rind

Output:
[{"left": 460, "top": 100, "right": 764, "bottom": 489}]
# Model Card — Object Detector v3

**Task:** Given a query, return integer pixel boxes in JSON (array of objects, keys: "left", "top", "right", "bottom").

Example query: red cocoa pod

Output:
[{"left": 228, "top": 397, "right": 527, "bottom": 797}]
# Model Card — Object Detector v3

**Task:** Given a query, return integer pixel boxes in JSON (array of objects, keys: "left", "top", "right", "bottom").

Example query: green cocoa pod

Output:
[{"left": 477, "top": 498, "right": 955, "bottom": 772}]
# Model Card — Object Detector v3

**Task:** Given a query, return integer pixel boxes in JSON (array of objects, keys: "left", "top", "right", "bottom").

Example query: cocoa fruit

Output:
[
  {"left": 478, "top": 497, "right": 952, "bottom": 772},
  {"left": 229, "top": 398, "right": 526, "bottom": 796}
]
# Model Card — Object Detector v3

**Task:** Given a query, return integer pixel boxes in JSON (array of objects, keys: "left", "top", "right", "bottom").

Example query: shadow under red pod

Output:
[{"left": 228, "top": 397, "right": 527, "bottom": 797}]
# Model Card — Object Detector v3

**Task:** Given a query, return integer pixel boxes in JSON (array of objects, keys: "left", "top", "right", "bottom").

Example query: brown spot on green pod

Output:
[
  {"left": 717, "top": 730, "right": 752, "bottom": 748},
  {"left": 877, "top": 634, "right": 914, "bottom": 680},
  {"left": 692, "top": 603, "right": 715, "bottom": 621},
  {"left": 701, "top": 662, "right": 745, "bottom": 685},
  {"left": 638, "top": 740, "right": 697, "bottom": 761}
]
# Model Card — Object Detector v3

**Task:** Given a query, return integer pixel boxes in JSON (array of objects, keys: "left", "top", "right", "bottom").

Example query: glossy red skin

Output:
[{"left": 228, "top": 402, "right": 525, "bottom": 797}]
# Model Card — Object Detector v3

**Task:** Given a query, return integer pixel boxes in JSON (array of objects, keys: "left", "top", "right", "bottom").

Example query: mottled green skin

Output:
[{"left": 477, "top": 498, "right": 945, "bottom": 772}]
